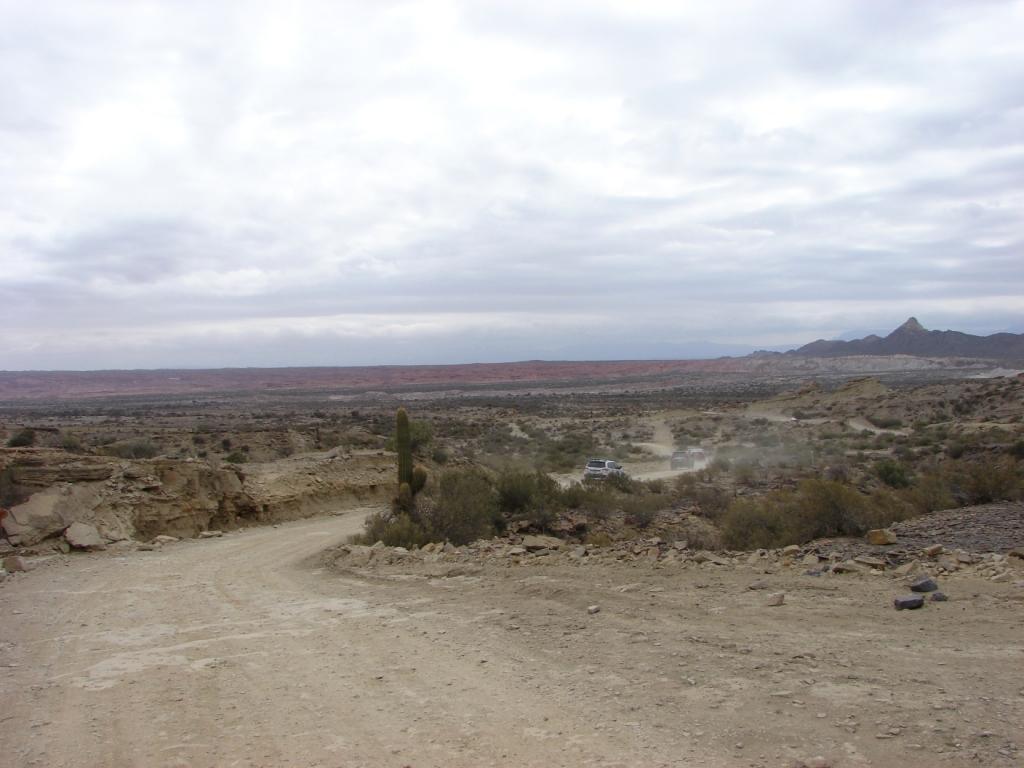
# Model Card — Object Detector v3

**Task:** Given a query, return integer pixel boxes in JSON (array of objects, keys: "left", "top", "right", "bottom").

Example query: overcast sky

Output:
[{"left": 1, "top": 0, "right": 1022, "bottom": 370}]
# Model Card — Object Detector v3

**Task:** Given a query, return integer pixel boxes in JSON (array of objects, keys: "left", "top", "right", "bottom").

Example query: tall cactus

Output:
[{"left": 396, "top": 407, "right": 413, "bottom": 489}]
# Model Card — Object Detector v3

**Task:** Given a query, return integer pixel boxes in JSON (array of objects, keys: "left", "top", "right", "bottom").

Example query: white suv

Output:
[{"left": 583, "top": 458, "right": 625, "bottom": 480}]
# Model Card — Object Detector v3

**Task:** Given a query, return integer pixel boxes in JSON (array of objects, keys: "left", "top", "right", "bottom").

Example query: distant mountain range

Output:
[{"left": 787, "top": 317, "right": 1024, "bottom": 360}]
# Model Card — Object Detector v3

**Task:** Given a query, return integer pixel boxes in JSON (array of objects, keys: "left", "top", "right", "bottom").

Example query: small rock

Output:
[
  {"left": 801, "top": 553, "right": 820, "bottom": 566},
  {"left": 854, "top": 555, "right": 886, "bottom": 569},
  {"left": 766, "top": 591, "right": 786, "bottom": 606},
  {"left": 893, "top": 560, "right": 920, "bottom": 577},
  {"left": 909, "top": 576, "right": 938, "bottom": 593},
  {"left": 782, "top": 544, "right": 801, "bottom": 556},
  {"left": 587, "top": 605, "right": 601, "bottom": 615},
  {"left": 923, "top": 544, "right": 944, "bottom": 557},
  {"left": 3, "top": 555, "right": 29, "bottom": 573},
  {"left": 153, "top": 535, "right": 179, "bottom": 545},
  {"left": 199, "top": 530, "right": 224, "bottom": 539},
  {"left": 506, "top": 546, "right": 527, "bottom": 556},
  {"left": 747, "top": 580, "right": 769, "bottom": 590},
  {"left": 791, "top": 758, "right": 833, "bottom": 768},
  {"left": 894, "top": 595, "right": 925, "bottom": 610},
  {"left": 1007, "top": 548, "right": 1024, "bottom": 560},
  {"left": 832, "top": 560, "right": 866, "bottom": 574},
  {"left": 990, "top": 571, "right": 1012, "bottom": 583},
  {"left": 930, "top": 592, "right": 948, "bottom": 602},
  {"left": 866, "top": 528, "right": 898, "bottom": 545}
]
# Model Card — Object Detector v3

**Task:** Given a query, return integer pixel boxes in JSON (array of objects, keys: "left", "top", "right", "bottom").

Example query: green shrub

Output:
[
  {"left": 900, "top": 472, "right": 954, "bottom": 514},
  {"left": 868, "top": 415, "right": 903, "bottom": 429},
  {"left": 357, "top": 511, "right": 430, "bottom": 548},
  {"left": 622, "top": 494, "right": 669, "bottom": 529},
  {"left": 694, "top": 486, "right": 730, "bottom": 519},
  {"left": 60, "top": 434, "right": 84, "bottom": 452},
  {"left": 6, "top": 429, "right": 35, "bottom": 448},
  {"left": 875, "top": 459, "right": 911, "bottom": 488},
  {"left": 720, "top": 479, "right": 876, "bottom": 549},
  {"left": 560, "top": 480, "right": 618, "bottom": 521},
  {"left": 224, "top": 450, "right": 248, "bottom": 464},
  {"left": 948, "top": 458, "right": 1022, "bottom": 504},
  {"left": 496, "top": 470, "right": 559, "bottom": 530},
  {"left": 424, "top": 469, "right": 498, "bottom": 545}
]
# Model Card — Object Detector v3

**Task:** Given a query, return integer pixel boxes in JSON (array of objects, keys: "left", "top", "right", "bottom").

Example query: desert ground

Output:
[
  {"left": 2, "top": 503, "right": 1023, "bottom": 768},
  {"left": 2, "top": 358, "right": 1023, "bottom": 767}
]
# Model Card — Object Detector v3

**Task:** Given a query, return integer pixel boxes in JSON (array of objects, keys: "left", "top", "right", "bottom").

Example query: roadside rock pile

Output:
[{"left": 327, "top": 527, "right": 1024, "bottom": 587}]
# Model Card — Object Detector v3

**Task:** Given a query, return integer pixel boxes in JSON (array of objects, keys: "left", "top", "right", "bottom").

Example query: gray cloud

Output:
[{"left": 0, "top": 0, "right": 1022, "bottom": 369}]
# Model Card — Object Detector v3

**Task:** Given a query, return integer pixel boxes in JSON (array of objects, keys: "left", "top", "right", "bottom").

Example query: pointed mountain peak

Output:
[{"left": 891, "top": 317, "right": 926, "bottom": 335}]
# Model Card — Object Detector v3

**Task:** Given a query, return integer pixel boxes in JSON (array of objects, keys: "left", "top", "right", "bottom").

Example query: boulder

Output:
[
  {"left": 521, "top": 535, "right": 563, "bottom": 552},
  {"left": 198, "top": 530, "right": 223, "bottom": 539},
  {"left": 909, "top": 576, "right": 938, "bottom": 593},
  {"left": 923, "top": 544, "right": 944, "bottom": 557},
  {"left": 782, "top": 544, "right": 801, "bottom": 556},
  {"left": 894, "top": 595, "right": 925, "bottom": 610},
  {"left": 64, "top": 522, "right": 106, "bottom": 551},
  {"left": 866, "top": 529, "right": 898, "bottom": 545},
  {"left": 1, "top": 484, "right": 102, "bottom": 546},
  {"left": 766, "top": 591, "right": 786, "bottom": 606},
  {"left": 692, "top": 551, "right": 729, "bottom": 565}
]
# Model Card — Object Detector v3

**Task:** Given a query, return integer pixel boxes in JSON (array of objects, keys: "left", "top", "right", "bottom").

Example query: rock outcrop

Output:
[{"left": 1, "top": 447, "right": 392, "bottom": 547}]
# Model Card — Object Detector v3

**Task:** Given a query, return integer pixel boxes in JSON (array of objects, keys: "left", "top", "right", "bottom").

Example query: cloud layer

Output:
[{"left": 2, "top": 0, "right": 1022, "bottom": 369}]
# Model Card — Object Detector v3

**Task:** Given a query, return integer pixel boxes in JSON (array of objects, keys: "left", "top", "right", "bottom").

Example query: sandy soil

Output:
[{"left": 2, "top": 510, "right": 1023, "bottom": 768}]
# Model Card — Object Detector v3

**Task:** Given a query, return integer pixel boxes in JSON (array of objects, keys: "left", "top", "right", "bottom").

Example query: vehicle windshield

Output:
[{"left": 586, "top": 460, "right": 607, "bottom": 467}]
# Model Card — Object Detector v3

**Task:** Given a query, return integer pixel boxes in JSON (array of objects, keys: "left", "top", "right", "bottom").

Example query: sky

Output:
[{"left": 1, "top": 0, "right": 1022, "bottom": 370}]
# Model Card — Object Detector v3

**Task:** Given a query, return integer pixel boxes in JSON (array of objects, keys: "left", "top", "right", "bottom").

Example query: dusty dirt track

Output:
[{"left": 2, "top": 509, "right": 1023, "bottom": 768}]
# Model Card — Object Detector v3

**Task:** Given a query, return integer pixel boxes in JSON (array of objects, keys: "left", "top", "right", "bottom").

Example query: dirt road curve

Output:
[
  {"left": 2, "top": 509, "right": 654, "bottom": 768},
  {"left": 3, "top": 510, "right": 1023, "bottom": 768}
]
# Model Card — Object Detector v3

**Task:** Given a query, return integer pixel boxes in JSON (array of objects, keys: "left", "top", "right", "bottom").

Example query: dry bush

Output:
[
  {"left": 720, "top": 479, "right": 876, "bottom": 549},
  {"left": 422, "top": 469, "right": 498, "bottom": 545},
  {"left": 355, "top": 512, "right": 430, "bottom": 549}
]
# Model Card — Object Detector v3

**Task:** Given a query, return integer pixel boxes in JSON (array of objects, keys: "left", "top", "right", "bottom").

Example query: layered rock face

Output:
[{"left": 1, "top": 447, "right": 392, "bottom": 547}]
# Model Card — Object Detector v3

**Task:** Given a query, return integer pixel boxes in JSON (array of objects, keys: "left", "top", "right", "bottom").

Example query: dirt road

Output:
[
  {"left": 3, "top": 510, "right": 1023, "bottom": 768},
  {"left": 1, "top": 509, "right": 671, "bottom": 768}
]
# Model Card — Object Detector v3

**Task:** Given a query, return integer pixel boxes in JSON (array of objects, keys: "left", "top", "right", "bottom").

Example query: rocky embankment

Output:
[
  {"left": 327, "top": 502, "right": 1024, "bottom": 590},
  {"left": 0, "top": 447, "right": 393, "bottom": 552}
]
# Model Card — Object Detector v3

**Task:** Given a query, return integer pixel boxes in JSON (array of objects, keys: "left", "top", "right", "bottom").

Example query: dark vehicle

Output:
[{"left": 670, "top": 448, "right": 706, "bottom": 470}]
